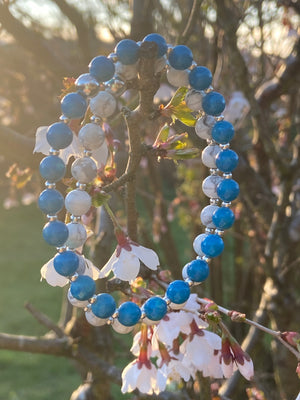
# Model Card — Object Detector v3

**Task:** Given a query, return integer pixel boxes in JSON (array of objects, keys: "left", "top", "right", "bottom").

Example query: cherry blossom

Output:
[{"left": 121, "top": 360, "right": 159, "bottom": 395}]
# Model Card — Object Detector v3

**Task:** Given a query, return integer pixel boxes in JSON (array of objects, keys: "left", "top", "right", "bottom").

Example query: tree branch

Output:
[{"left": 179, "top": 0, "right": 202, "bottom": 45}]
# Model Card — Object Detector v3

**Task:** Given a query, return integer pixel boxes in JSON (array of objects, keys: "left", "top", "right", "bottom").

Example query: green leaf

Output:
[
  {"left": 171, "top": 148, "right": 200, "bottom": 160},
  {"left": 92, "top": 192, "right": 111, "bottom": 208},
  {"left": 167, "top": 87, "right": 189, "bottom": 108},
  {"left": 172, "top": 103, "right": 197, "bottom": 127},
  {"left": 153, "top": 124, "right": 170, "bottom": 147}
]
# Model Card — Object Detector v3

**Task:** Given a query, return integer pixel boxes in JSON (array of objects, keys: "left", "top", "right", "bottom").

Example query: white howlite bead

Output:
[
  {"left": 201, "top": 144, "right": 221, "bottom": 168},
  {"left": 67, "top": 289, "right": 89, "bottom": 308},
  {"left": 71, "top": 157, "right": 97, "bottom": 183},
  {"left": 195, "top": 115, "right": 216, "bottom": 140},
  {"left": 202, "top": 175, "right": 223, "bottom": 198},
  {"left": 200, "top": 205, "right": 219, "bottom": 228},
  {"left": 169, "top": 301, "right": 187, "bottom": 310},
  {"left": 182, "top": 263, "right": 189, "bottom": 280},
  {"left": 185, "top": 89, "right": 203, "bottom": 111},
  {"left": 65, "top": 222, "right": 87, "bottom": 249},
  {"left": 167, "top": 67, "right": 189, "bottom": 87},
  {"left": 112, "top": 319, "right": 134, "bottom": 334},
  {"left": 90, "top": 91, "right": 116, "bottom": 118},
  {"left": 65, "top": 189, "right": 92, "bottom": 216},
  {"left": 193, "top": 233, "right": 208, "bottom": 256},
  {"left": 143, "top": 317, "right": 161, "bottom": 326},
  {"left": 78, "top": 123, "right": 105, "bottom": 151},
  {"left": 115, "top": 61, "right": 138, "bottom": 81},
  {"left": 85, "top": 310, "right": 107, "bottom": 326},
  {"left": 155, "top": 56, "right": 167, "bottom": 73}
]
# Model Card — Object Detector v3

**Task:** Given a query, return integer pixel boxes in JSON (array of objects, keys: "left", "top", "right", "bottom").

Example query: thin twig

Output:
[{"left": 25, "top": 302, "right": 65, "bottom": 338}]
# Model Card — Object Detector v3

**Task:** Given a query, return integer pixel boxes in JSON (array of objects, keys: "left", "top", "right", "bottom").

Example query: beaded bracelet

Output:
[{"left": 37, "top": 33, "right": 239, "bottom": 335}]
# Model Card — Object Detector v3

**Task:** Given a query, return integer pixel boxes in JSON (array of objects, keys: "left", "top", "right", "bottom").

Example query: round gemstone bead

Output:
[
  {"left": 71, "top": 157, "right": 97, "bottom": 184},
  {"left": 67, "top": 288, "right": 88, "bottom": 308},
  {"left": 78, "top": 123, "right": 105, "bottom": 151},
  {"left": 195, "top": 115, "right": 215, "bottom": 140},
  {"left": 39, "top": 155, "right": 66, "bottom": 183},
  {"left": 202, "top": 175, "right": 223, "bottom": 198},
  {"left": 115, "top": 39, "right": 140, "bottom": 65},
  {"left": 70, "top": 275, "right": 96, "bottom": 301},
  {"left": 143, "top": 297, "right": 167, "bottom": 321},
  {"left": 61, "top": 92, "right": 87, "bottom": 119},
  {"left": 42, "top": 220, "right": 69, "bottom": 247},
  {"left": 185, "top": 90, "right": 203, "bottom": 111},
  {"left": 200, "top": 204, "right": 219, "bottom": 228},
  {"left": 65, "top": 222, "right": 87, "bottom": 249},
  {"left": 181, "top": 262, "right": 190, "bottom": 280},
  {"left": 91, "top": 293, "right": 116, "bottom": 319},
  {"left": 143, "top": 33, "right": 168, "bottom": 58},
  {"left": 89, "top": 56, "right": 115, "bottom": 82},
  {"left": 212, "top": 121, "right": 235, "bottom": 144},
  {"left": 193, "top": 233, "right": 208, "bottom": 256},
  {"left": 212, "top": 207, "right": 235, "bottom": 230},
  {"left": 117, "top": 301, "right": 142, "bottom": 327},
  {"left": 202, "top": 92, "right": 226, "bottom": 116},
  {"left": 167, "top": 67, "right": 189, "bottom": 87},
  {"left": 46, "top": 122, "right": 73, "bottom": 150},
  {"left": 115, "top": 61, "right": 138, "bottom": 81},
  {"left": 112, "top": 319, "right": 134, "bottom": 334},
  {"left": 85, "top": 311, "right": 107, "bottom": 326},
  {"left": 90, "top": 91, "right": 117, "bottom": 119},
  {"left": 168, "top": 45, "right": 193, "bottom": 70},
  {"left": 189, "top": 66, "right": 212, "bottom": 90},
  {"left": 166, "top": 280, "right": 190, "bottom": 304},
  {"left": 215, "top": 149, "right": 239, "bottom": 173},
  {"left": 217, "top": 179, "right": 239, "bottom": 202},
  {"left": 186, "top": 259, "right": 209, "bottom": 282},
  {"left": 65, "top": 189, "right": 92, "bottom": 216},
  {"left": 53, "top": 250, "right": 79, "bottom": 276},
  {"left": 38, "top": 189, "right": 64, "bottom": 215},
  {"left": 75, "top": 73, "right": 99, "bottom": 97},
  {"left": 201, "top": 145, "right": 221, "bottom": 169},
  {"left": 201, "top": 234, "right": 224, "bottom": 258}
]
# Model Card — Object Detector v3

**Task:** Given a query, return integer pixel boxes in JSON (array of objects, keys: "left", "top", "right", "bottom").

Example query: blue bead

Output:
[
  {"left": 166, "top": 280, "right": 190, "bottom": 304},
  {"left": 143, "top": 33, "right": 168, "bottom": 58},
  {"left": 117, "top": 301, "right": 142, "bottom": 327},
  {"left": 189, "top": 66, "right": 212, "bottom": 90},
  {"left": 217, "top": 179, "right": 239, "bottom": 202},
  {"left": 89, "top": 56, "right": 115, "bottom": 82},
  {"left": 61, "top": 92, "right": 87, "bottom": 119},
  {"left": 42, "top": 220, "right": 69, "bottom": 247},
  {"left": 212, "top": 120, "right": 234, "bottom": 144},
  {"left": 168, "top": 45, "right": 193, "bottom": 70},
  {"left": 70, "top": 275, "right": 96, "bottom": 301},
  {"left": 46, "top": 122, "right": 73, "bottom": 150},
  {"left": 115, "top": 39, "right": 140, "bottom": 65},
  {"left": 186, "top": 259, "right": 210, "bottom": 282},
  {"left": 201, "top": 234, "right": 224, "bottom": 257},
  {"left": 38, "top": 189, "right": 64, "bottom": 215},
  {"left": 143, "top": 297, "right": 167, "bottom": 321},
  {"left": 202, "top": 92, "right": 225, "bottom": 116},
  {"left": 91, "top": 293, "right": 116, "bottom": 318},
  {"left": 215, "top": 149, "right": 239, "bottom": 173},
  {"left": 53, "top": 251, "right": 79, "bottom": 276},
  {"left": 39, "top": 155, "right": 66, "bottom": 182},
  {"left": 212, "top": 207, "right": 235, "bottom": 230}
]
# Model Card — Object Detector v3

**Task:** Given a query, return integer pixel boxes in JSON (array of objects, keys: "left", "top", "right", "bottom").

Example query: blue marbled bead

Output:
[
  {"left": 42, "top": 220, "right": 69, "bottom": 247},
  {"left": 117, "top": 301, "right": 142, "bottom": 327},
  {"left": 89, "top": 56, "right": 115, "bottom": 82},
  {"left": 212, "top": 207, "right": 235, "bottom": 230},
  {"left": 202, "top": 92, "right": 226, "bottom": 116},
  {"left": 168, "top": 45, "right": 193, "bottom": 70},
  {"left": 53, "top": 250, "right": 79, "bottom": 277},
  {"left": 143, "top": 297, "right": 168, "bottom": 321},
  {"left": 189, "top": 66, "right": 212, "bottom": 91},
  {"left": 46, "top": 122, "right": 73, "bottom": 150},
  {"left": 39, "top": 155, "right": 66, "bottom": 183},
  {"left": 186, "top": 259, "right": 209, "bottom": 282},
  {"left": 212, "top": 120, "right": 234, "bottom": 144},
  {"left": 115, "top": 39, "right": 140, "bottom": 65},
  {"left": 166, "top": 280, "right": 190, "bottom": 304},
  {"left": 217, "top": 179, "right": 239, "bottom": 202},
  {"left": 201, "top": 234, "right": 224, "bottom": 258},
  {"left": 215, "top": 149, "right": 239, "bottom": 173},
  {"left": 38, "top": 189, "right": 64, "bottom": 215},
  {"left": 91, "top": 293, "right": 116, "bottom": 319},
  {"left": 143, "top": 33, "right": 167, "bottom": 58},
  {"left": 61, "top": 92, "right": 87, "bottom": 119},
  {"left": 70, "top": 275, "right": 96, "bottom": 301}
]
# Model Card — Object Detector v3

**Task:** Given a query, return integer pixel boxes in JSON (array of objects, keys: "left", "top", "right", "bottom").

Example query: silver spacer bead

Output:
[
  {"left": 84, "top": 304, "right": 92, "bottom": 312},
  {"left": 57, "top": 246, "right": 67, "bottom": 253},
  {"left": 215, "top": 115, "right": 224, "bottom": 122},
  {"left": 222, "top": 201, "right": 232, "bottom": 208},
  {"left": 45, "top": 181, "right": 56, "bottom": 189},
  {"left": 140, "top": 312, "right": 146, "bottom": 320},
  {"left": 185, "top": 278, "right": 194, "bottom": 287},
  {"left": 210, "top": 168, "right": 219, "bottom": 175},
  {"left": 201, "top": 256, "right": 212, "bottom": 264},
  {"left": 83, "top": 149, "right": 93, "bottom": 157},
  {"left": 206, "top": 139, "right": 217, "bottom": 145},
  {"left": 112, "top": 311, "right": 119, "bottom": 319},
  {"left": 223, "top": 173, "right": 232, "bottom": 179},
  {"left": 70, "top": 215, "right": 81, "bottom": 223},
  {"left": 163, "top": 296, "right": 171, "bottom": 305},
  {"left": 220, "top": 143, "right": 230, "bottom": 149},
  {"left": 106, "top": 317, "right": 114, "bottom": 325},
  {"left": 90, "top": 115, "right": 102, "bottom": 125},
  {"left": 49, "top": 148, "right": 60, "bottom": 156},
  {"left": 210, "top": 198, "right": 219, "bottom": 205},
  {"left": 70, "top": 273, "right": 79, "bottom": 282},
  {"left": 76, "top": 182, "right": 87, "bottom": 190},
  {"left": 205, "top": 85, "right": 214, "bottom": 94},
  {"left": 215, "top": 229, "right": 224, "bottom": 236},
  {"left": 205, "top": 227, "right": 215, "bottom": 234},
  {"left": 189, "top": 61, "right": 197, "bottom": 70},
  {"left": 108, "top": 52, "right": 118, "bottom": 62},
  {"left": 47, "top": 214, "right": 58, "bottom": 221},
  {"left": 88, "top": 295, "right": 98, "bottom": 304},
  {"left": 59, "top": 115, "right": 70, "bottom": 124}
]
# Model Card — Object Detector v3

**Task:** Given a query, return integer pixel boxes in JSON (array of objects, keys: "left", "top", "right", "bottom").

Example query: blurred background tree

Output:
[{"left": 0, "top": 1, "right": 299, "bottom": 399}]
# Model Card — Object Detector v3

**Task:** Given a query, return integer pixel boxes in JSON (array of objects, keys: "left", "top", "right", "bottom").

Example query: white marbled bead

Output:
[
  {"left": 65, "top": 189, "right": 92, "bottom": 216},
  {"left": 195, "top": 115, "right": 216, "bottom": 140},
  {"left": 155, "top": 56, "right": 167, "bottom": 73},
  {"left": 90, "top": 91, "right": 116, "bottom": 118},
  {"left": 167, "top": 67, "right": 189, "bottom": 87},
  {"left": 200, "top": 205, "right": 219, "bottom": 228},
  {"left": 193, "top": 233, "right": 208, "bottom": 256},
  {"left": 67, "top": 289, "right": 89, "bottom": 308},
  {"left": 202, "top": 175, "right": 223, "bottom": 198},
  {"left": 169, "top": 301, "right": 187, "bottom": 310},
  {"left": 78, "top": 123, "right": 105, "bottom": 151},
  {"left": 112, "top": 319, "right": 134, "bottom": 334},
  {"left": 185, "top": 89, "right": 203, "bottom": 111},
  {"left": 65, "top": 222, "right": 87, "bottom": 249},
  {"left": 115, "top": 61, "right": 138, "bottom": 81},
  {"left": 85, "top": 310, "right": 107, "bottom": 326},
  {"left": 71, "top": 156, "right": 97, "bottom": 183},
  {"left": 201, "top": 144, "right": 221, "bottom": 168}
]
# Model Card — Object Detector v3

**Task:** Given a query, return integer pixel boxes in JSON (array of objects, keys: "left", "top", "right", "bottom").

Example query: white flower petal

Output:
[
  {"left": 131, "top": 244, "right": 159, "bottom": 270},
  {"left": 92, "top": 141, "right": 109, "bottom": 168},
  {"left": 84, "top": 257, "right": 100, "bottom": 280},
  {"left": 60, "top": 134, "right": 81, "bottom": 164},
  {"left": 136, "top": 365, "right": 157, "bottom": 394},
  {"left": 121, "top": 361, "right": 138, "bottom": 393},
  {"left": 221, "top": 358, "right": 234, "bottom": 378},
  {"left": 99, "top": 250, "right": 117, "bottom": 278},
  {"left": 203, "top": 330, "right": 222, "bottom": 350},
  {"left": 34, "top": 126, "right": 50, "bottom": 155},
  {"left": 113, "top": 250, "right": 140, "bottom": 281},
  {"left": 40, "top": 258, "right": 69, "bottom": 287},
  {"left": 236, "top": 356, "right": 254, "bottom": 380}
]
